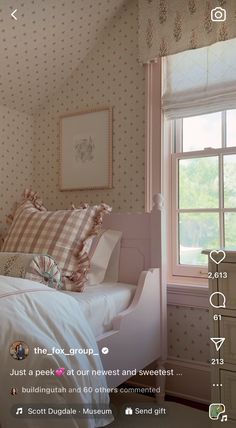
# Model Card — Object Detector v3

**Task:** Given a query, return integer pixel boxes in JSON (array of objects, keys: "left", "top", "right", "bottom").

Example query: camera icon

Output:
[{"left": 211, "top": 7, "right": 226, "bottom": 22}]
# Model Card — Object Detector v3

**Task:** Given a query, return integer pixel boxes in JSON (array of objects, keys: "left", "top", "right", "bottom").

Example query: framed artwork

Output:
[{"left": 59, "top": 107, "right": 112, "bottom": 190}]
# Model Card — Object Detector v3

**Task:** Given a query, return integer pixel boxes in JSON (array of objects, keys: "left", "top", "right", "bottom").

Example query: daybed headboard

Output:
[{"left": 102, "top": 195, "right": 162, "bottom": 284}]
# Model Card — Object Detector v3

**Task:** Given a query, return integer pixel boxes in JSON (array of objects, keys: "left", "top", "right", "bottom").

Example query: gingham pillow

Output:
[{"left": 2, "top": 190, "right": 111, "bottom": 291}]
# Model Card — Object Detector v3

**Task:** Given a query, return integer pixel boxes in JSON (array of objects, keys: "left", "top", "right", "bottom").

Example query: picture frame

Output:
[{"left": 59, "top": 107, "right": 112, "bottom": 190}]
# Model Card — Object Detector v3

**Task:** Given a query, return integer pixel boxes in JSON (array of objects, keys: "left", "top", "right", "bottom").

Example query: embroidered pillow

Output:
[
  {"left": 0, "top": 252, "right": 62, "bottom": 289},
  {"left": 2, "top": 190, "right": 111, "bottom": 291}
]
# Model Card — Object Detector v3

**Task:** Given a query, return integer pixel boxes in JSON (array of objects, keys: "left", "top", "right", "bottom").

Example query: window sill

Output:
[{"left": 167, "top": 282, "right": 209, "bottom": 309}]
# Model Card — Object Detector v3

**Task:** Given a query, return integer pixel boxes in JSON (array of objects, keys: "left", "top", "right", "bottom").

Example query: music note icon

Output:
[
  {"left": 16, "top": 407, "right": 23, "bottom": 415},
  {"left": 221, "top": 414, "right": 228, "bottom": 422}
]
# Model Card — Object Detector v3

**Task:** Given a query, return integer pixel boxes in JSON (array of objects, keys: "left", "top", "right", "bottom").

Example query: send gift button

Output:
[{"left": 123, "top": 404, "right": 167, "bottom": 416}]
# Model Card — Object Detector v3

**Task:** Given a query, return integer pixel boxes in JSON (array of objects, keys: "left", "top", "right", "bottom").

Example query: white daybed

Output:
[{"left": 95, "top": 196, "right": 167, "bottom": 397}]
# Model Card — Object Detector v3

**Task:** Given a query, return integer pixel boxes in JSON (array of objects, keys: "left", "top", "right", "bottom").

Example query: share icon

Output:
[{"left": 210, "top": 338, "right": 225, "bottom": 352}]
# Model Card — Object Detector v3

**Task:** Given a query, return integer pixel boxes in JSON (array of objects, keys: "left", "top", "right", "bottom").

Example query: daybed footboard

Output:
[{"left": 97, "top": 268, "right": 161, "bottom": 388}]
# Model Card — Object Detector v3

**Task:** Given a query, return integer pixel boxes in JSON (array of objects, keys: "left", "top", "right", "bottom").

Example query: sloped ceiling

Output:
[{"left": 0, "top": 0, "right": 127, "bottom": 114}]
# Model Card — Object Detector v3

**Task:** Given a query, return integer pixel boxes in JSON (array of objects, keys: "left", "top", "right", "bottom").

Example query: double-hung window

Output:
[
  {"left": 172, "top": 111, "right": 236, "bottom": 279},
  {"left": 162, "top": 38, "right": 236, "bottom": 281}
]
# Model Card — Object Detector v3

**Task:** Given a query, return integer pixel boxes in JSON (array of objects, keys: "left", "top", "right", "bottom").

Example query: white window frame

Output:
[{"left": 170, "top": 113, "right": 236, "bottom": 281}]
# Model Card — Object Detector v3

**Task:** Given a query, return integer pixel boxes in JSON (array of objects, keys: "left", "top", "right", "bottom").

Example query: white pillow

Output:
[{"left": 87, "top": 229, "right": 122, "bottom": 285}]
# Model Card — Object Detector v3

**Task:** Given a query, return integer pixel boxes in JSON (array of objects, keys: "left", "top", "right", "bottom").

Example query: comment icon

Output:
[{"left": 209, "top": 292, "right": 226, "bottom": 309}]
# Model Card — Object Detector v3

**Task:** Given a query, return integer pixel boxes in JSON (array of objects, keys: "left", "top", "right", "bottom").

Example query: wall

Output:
[
  {"left": 0, "top": 105, "right": 34, "bottom": 238},
  {"left": 168, "top": 306, "right": 210, "bottom": 363},
  {"left": 33, "top": 0, "right": 145, "bottom": 212},
  {"left": 166, "top": 305, "right": 210, "bottom": 402}
]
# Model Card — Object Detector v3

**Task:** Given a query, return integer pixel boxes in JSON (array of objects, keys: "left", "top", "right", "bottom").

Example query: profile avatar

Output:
[
  {"left": 9, "top": 341, "right": 29, "bottom": 361},
  {"left": 11, "top": 387, "right": 18, "bottom": 396}
]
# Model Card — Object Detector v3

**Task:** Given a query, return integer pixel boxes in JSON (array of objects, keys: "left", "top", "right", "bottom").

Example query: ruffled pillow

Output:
[
  {"left": 2, "top": 190, "right": 111, "bottom": 291},
  {"left": 0, "top": 252, "right": 62, "bottom": 289}
]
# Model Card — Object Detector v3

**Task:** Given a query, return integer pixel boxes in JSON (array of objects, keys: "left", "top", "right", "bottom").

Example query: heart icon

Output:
[
  {"left": 210, "top": 250, "right": 226, "bottom": 265},
  {"left": 55, "top": 368, "right": 65, "bottom": 377}
]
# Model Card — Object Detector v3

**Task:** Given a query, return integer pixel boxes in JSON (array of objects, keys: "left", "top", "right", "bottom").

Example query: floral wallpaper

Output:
[
  {"left": 0, "top": 0, "right": 126, "bottom": 114},
  {"left": 168, "top": 306, "right": 210, "bottom": 363},
  {"left": 32, "top": 0, "right": 146, "bottom": 212},
  {"left": 138, "top": 0, "right": 236, "bottom": 62},
  {"left": 0, "top": 105, "right": 34, "bottom": 238}
]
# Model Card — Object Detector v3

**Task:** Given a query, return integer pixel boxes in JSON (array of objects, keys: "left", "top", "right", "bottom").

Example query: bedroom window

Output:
[
  {"left": 161, "top": 38, "right": 236, "bottom": 282},
  {"left": 171, "top": 110, "right": 236, "bottom": 279}
]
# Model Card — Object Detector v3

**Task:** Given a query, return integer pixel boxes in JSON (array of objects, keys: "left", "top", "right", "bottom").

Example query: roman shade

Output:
[{"left": 162, "top": 38, "right": 236, "bottom": 119}]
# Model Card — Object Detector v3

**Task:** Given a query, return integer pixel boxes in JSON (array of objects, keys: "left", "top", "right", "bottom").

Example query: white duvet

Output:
[{"left": 0, "top": 275, "right": 113, "bottom": 428}]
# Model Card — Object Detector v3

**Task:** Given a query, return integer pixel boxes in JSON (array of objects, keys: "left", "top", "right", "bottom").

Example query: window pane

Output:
[
  {"left": 226, "top": 110, "right": 236, "bottom": 147},
  {"left": 179, "top": 157, "right": 219, "bottom": 209},
  {"left": 183, "top": 112, "right": 222, "bottom": 152},
  {"left": 224, "top": 154, "right": 236, "bottom": 208},
  {"left": 179, "top": 213, "right": 220, "bottom": 265},
  {"left": 225, "top": 213, "right": 236, "bottom": 250}
]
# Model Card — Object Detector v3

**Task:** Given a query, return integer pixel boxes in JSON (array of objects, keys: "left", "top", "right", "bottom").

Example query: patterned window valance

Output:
[{"left": 138, "top": 0, "right": 236, "bottom": 62}]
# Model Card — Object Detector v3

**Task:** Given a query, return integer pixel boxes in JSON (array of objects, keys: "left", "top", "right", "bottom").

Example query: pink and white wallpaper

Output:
[
  {"left": 33, "top": 0, "right": 146, "bottom": 213},
  {"left": 0, "top": 105, "right": 34, "bottom": 236}
]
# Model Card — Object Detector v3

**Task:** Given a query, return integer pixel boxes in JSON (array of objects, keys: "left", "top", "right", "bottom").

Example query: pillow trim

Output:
[
  {"left": 68, "top": 203, "right": 112, "bottom": 291},
  {"left": 6, "top": 189, "right": 46, "bottom": 226}
]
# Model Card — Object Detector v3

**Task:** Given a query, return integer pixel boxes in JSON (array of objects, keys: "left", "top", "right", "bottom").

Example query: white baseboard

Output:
[{"left": 166, "top": 357, "right": 211, "bottom": 404}]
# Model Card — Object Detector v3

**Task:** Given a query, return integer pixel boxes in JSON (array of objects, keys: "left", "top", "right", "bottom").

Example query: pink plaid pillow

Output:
[{"left": 2, "top": 190, "right": 111, "bottom": 291}]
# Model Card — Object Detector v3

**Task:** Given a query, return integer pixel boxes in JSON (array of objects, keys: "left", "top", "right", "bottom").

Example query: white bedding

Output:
[
  {"left": 0, "top": 275, "right": 113, "bottom": 428},
  {"left": 65, "top": 282, "right": 136, "bottom": 337}
]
